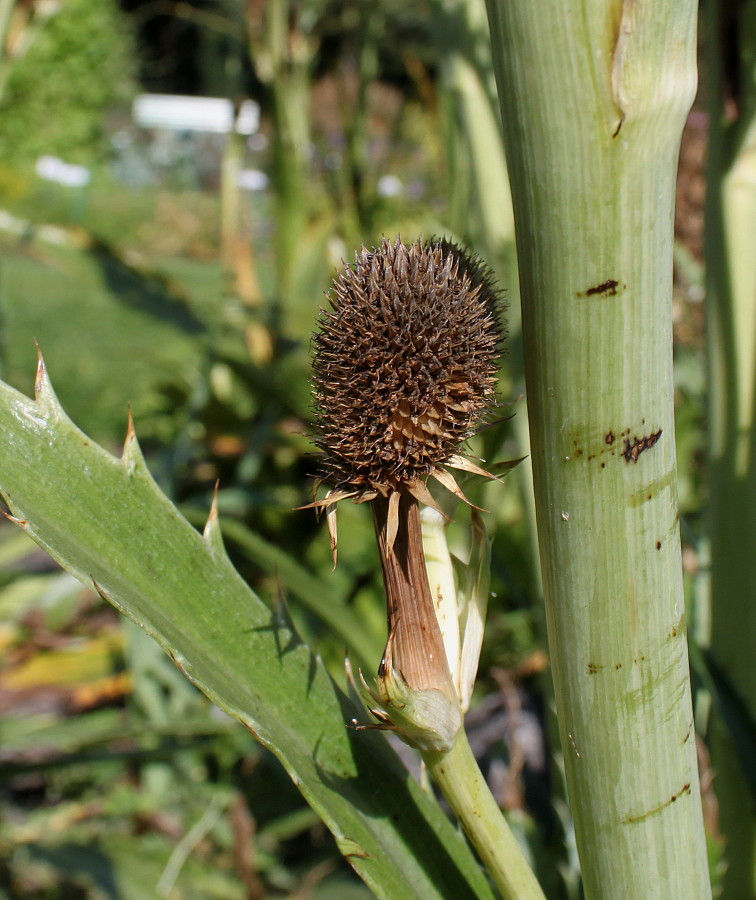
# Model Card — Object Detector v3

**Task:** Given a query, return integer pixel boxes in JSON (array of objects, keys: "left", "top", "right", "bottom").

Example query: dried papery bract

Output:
[
  {"left": 310, "top": 237, "right": 503, "bottom": 750},
  {"left": 421, "top": 504, "right": 493, "bottom": 714},
  {"left": 366, "top": 489, "right": 462, "bottom": 752}
]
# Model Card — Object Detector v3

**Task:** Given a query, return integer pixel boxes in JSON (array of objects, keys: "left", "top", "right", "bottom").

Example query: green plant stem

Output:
[
  {"left": 430, "top": 0, "right": 517, "bottom": 290},
  {"left": 219, "top": 125, "right": 243, "bottom": 275},
  {"left": 704, "top": 1, "right": 756, "bottom": 894},
  {"left": 485, "top": 1, "right": 710, "bottom": 897},
  {"left": 259, "top": 0, "right": 312, "bottom": 303},
  {"left": 430, "top": 0, "right": 540, "bottom": 622},
  {"left": 423, "top": 727, "right": 545, "bottom": 900}
]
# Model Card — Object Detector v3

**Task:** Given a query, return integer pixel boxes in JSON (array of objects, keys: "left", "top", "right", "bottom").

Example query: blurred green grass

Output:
[{"left": 0, "top": 236, "right": 214, "bottom": 442}]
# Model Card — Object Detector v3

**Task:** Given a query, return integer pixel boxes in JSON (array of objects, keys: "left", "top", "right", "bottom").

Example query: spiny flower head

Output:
[{"left": 312, "top": 237, "right": 503, "bottom": 507}]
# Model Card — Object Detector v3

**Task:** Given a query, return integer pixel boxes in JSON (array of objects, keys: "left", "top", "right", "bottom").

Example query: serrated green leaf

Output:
[
  {"left": 0, "top": 364, "right": 495, "bottom": 900},
  {"left": 183, "top": 510, "right": 381, "bottom": 672}
]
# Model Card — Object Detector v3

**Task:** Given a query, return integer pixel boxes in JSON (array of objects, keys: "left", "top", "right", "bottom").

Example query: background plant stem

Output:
[
  {"left": 484, "top": 2, "right": 710, "bottom": 896},
  {"left": 704, "top": 1, "right": 756, "bottom": 894}
]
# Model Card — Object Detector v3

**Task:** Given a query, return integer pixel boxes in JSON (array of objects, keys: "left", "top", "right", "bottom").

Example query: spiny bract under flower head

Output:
[{"left": 312, "top": 237, "right": 503, "bottom": 499}]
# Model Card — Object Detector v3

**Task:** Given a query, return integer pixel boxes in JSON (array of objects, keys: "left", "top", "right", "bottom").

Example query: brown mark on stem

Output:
[
  {"left": 372, "top": 490, "right": 455, "bottom": 699},
  {"left": 622, "top": 430, "right": 662, "bottom": 463},
  {"left": 668, "top": 613, "right": 686, "bottom": 640},
  {"left": 577, "top": 279, "right": 623, "bottom": 298},
  {"left": 566, "top": 426, "right": 635, "bottom": 465},
  {"left": 622, "top": 783, "right": 692, "bottom": 824}
]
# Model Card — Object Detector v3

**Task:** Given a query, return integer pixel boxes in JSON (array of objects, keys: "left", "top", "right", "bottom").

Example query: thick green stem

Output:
[
  {"left": 485, "top": 2, "right": 710, "bottom": 897},
  {"left": 423, "top": 727, "right": 545, "bottom": 900}
]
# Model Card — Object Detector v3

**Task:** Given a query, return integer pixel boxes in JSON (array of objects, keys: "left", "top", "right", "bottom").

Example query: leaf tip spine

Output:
[
  {"left": 121, "top": 407, "right": 147, "bottom": 475},
  {"left": 33, "top": 341, "right": 62, "bottom": 414},
  {"left": 202, "top": 481, "right": 228, "bottom": 559},
  {"left": 91, "top": 576, "right": 110, "bottom": 602},
  {"left": 1, "top": 507, "right": 28, "bottom": 528}
]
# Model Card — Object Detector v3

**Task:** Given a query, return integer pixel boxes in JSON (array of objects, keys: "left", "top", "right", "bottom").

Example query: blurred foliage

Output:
[{"left": 0, "top": 0, "right": 136, "bottom": 166}]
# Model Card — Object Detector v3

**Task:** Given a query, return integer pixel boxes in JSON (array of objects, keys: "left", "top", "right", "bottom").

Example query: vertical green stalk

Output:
[
  {"left": 220, "top": 122, "right": 243, "bottom": 276},
  {"left": 246, "top": 0, "right": 314, "bottom": 308},
  {"left": 340, "top": 5, "right": 379, "bottom": 236},
  {"left": 430, "top": 0, "right": 517, "bottom": 293},
  {"left": 705, "top": 1, "right": 756, "bottom": 895},
  {"left": 430, "top": 0, "right": 546, "bottom": 613},
  {"left": 485, "top": 3, "right": 710, "bottom": 897},
  {"left": 423, "top": 728, "right": 545, "bottom": 900},
  {"left": 264, "top": 0, "right": 312, "bottom": 302}
]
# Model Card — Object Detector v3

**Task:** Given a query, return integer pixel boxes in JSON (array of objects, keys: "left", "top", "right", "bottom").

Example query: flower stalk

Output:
[
  {"left": 310, "top": 237, "right": 546, "bottom": 897},
  {"left": 424, "top": 727, "right": 545, "bottom": 900},
  {"left": 704, "top": 0, "right": 756, "bottom": 890},
  {"left": 368, "top": 489, "right": 545, "bottom": 899}
]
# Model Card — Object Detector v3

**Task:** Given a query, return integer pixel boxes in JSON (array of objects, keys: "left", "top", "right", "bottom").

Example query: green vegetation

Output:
[
  {"left": 0, "top": 0, "right": 135, "bottom": 165},
  {"left": 0, "top": 1, "right": 751, "bottom": 898}
]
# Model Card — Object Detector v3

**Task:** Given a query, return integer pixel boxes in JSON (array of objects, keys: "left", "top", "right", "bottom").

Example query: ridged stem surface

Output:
[
  {"left": 423, "top": 727, "right": 546, "bottom": 900},
  {"left": 485, "top": 2, "right": 710, "bottom": 897}
]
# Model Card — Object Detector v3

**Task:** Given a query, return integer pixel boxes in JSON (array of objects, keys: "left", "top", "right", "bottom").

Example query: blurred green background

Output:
[{"left": 0, "top": 2, "right": 716, "bottom": 898}]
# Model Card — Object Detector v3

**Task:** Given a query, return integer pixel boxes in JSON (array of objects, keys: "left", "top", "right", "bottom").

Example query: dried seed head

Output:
[{"left": 312, "top": 237, "right": 503, "bottom": 500}]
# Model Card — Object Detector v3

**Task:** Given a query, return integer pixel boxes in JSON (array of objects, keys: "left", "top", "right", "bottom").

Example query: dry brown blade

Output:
[
  {"left": 326, "top": 500, "right": 338, "bottom": 569},
  {"left": 405, "top": 478, "right": 448, "bottom": 518},
  {"left": 203, "top": 480, "right": 221, "bottom": 540},
  {"left": 385, "top": 489, "right": 400, "bottom": 556},
  {"left": 372, "top": 492, "right": 455, "bottom": 699},
  {"left": 294, "top": 489, "right": 357, "bottom": 511},
  {"left": 446, "top": 454, "right": 500, "bottom": 481},
  {"left": 1, "top": 508, "right": 26, "bottom": 527},
  {"left": 431, "top": 466, "right": 488, "bottom": 512}
]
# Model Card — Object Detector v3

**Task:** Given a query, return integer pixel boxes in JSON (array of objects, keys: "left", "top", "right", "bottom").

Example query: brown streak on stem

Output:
[{"left": 622, "top": 783, "right": 692, "bottom": 824}]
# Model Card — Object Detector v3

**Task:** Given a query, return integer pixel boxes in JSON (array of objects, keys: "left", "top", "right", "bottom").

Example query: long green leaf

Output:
[
  {"left": 0, "top": 357, "right": 495, "bottom": 900},
  {"left": 181, "top": 511, "right": 381, "bottom": 673}
]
